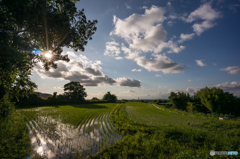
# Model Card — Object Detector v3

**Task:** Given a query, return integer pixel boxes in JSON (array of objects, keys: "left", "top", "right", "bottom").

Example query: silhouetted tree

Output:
[
  {"left": 64, "top": 82, "right": 87, "bottom": 101},
  {"left": 168, "top": 92, "right": 191, "bottom": 110},
  {"left": 102, "top": 92, "right": 117, "bottom": 102}
]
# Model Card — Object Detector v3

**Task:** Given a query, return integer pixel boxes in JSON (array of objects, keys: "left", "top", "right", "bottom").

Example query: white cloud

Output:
[
  {"left": 110, "top": 5, "right": 182, "bottom": 54},
  {"left": 140, "top": 6, "right": 148, "bottom": 9},
  {"left": 213, "top": 81, "right": 240, "bottom": 97},
  {"left": 220, "top": 66, "right": 240, "bottom": 74},
  {"left": 155, "top": 74, "right": 162, "bottom": 77},
  {"left": 185, "top": 3, "right": 221, "bottom": 35},
  {"left": 192, "top": 21, "right": 216, "bottom": 35},
  {"left": 212, "top": 63, "right": 217, "bottom": 66},
  {"left": 125, "top": 4, "right": 131, "bottom": 9},
  {"left": 115, "top": 57, "right": 124, "bottom": 60},
  {"left": 132, "top": 69, "right": 142, "bottom": 72},
  {"left": 178, "top": 33, "right": 195, "bottom": 43},
  {"left": 34, "top": 52, "right": 141, "bottom": 87},
  {"left": 107, "top": 5, "right": 188, "bottom": 74},
  {"left": 196, "top": 60, "right": 207, "bottom": 66},
  {"left": 121, "top": 43, "right": 140, "bottom": 60},
  {"left": 135, "top": 54, "right": 187, "bottom": 74},
  {"left": 104, "top": 40, "right": 121, "bottom": 57},
  {"left": 67, "top": 51, "right": 78, "bottom": 58}
]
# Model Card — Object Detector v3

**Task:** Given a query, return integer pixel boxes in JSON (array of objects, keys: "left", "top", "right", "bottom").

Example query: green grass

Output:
[
  {"left": 3, "top": 102, "right": 240, "bottom": 158},
  {"left": 0, "top": 112, "right": 32, "bottom": 159},
  {"left": 91, "top": 102, "right": 240, "bottom": 159},
  {"left": 125, "top": 102, "right": 216, "bottom": 126}
]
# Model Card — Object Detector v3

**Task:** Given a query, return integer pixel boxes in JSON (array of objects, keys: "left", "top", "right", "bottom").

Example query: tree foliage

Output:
[
  {"left": 194, "top": 87, "right": 240, "bottom": 116},
  {"left": 102, "top": 92, "right": 117, "bottom": 102},
  {"left": 168, "top": 92, "right": 192, "bottom": 111},
  {"left": 0, "top": 0, "right": 97, "bottom": 117},
  {"left": 167, "top": 87, "right": 240, "bottom": 117},
  {"left": 64, "top": 81, "right": 87, "bottom": 101}
]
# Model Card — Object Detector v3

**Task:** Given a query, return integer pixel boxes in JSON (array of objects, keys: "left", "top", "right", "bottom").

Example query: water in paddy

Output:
[{"left": 25, "top": 114, "right": 122, "bottom": 158}]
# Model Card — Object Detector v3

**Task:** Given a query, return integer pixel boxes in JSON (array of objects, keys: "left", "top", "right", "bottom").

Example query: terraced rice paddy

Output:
[
  {"left": 125, "top": 102, "right": 217, "bottom": 126},
  {"left": 17, "top": 103, "right": 122, "bottom": 158}
]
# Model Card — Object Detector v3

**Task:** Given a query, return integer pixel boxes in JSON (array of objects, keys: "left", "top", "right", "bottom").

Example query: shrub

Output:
[{"left": 0, "top": 94, "right": 15, "bottom": 119}]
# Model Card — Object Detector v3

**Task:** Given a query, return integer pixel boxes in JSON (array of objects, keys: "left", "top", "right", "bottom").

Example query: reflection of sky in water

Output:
[
  {"left": 32, "top": 49, "right": 40, "bottom": 56},
  {"left": 26, "top": 114, "right": 122, "bottom": 158}
]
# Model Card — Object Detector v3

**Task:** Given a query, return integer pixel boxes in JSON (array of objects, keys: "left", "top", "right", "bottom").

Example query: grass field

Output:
[
  {"left": 125, "top": 102, "right": 215, "bottom": 126},
  {"left": 94, "top": 102, "right": 240, "bottom": 158},
  {"left": 3, "top": 102, "right": 239, "bottom": 158}
]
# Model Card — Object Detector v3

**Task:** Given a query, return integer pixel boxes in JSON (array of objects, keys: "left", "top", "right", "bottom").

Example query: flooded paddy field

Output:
[{"left": 17, "top": 103, "right": 122, "bottom": 158}]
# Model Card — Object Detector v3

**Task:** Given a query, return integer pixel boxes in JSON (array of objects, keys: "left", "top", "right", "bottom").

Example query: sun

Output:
[{"left": 44, "top": 51, "right": 52, "bottom": 59}]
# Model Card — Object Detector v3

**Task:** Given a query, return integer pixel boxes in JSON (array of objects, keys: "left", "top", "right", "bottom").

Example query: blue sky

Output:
[{"left": 31, "top": 0, "right": 240, "bottom": 99}]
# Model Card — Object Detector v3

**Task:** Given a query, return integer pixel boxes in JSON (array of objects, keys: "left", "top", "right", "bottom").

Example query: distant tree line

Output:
[
  {"left": 166, "top": 87, "right": 240, "bottom": 117},
  {"left": 12, "top": 81, "right": 125, "bottom": 107}
]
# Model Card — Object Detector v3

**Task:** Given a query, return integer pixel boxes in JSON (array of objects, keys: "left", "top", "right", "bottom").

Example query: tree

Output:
[
  {"left": 0, "top": 0, "right": 97, "bottom": 116},
  {"left": 168, "top": 92, "right": 191, "bottom": 110},
  {"left": 194, "top": 87, "right": 240, "bottom": 116},
  {"left": 64, "top": 81, "right": 87, "bottom": 101},
  {"left": 0, "top": 1, "right": 97, "bottom": 97},
  {"left": 102, "top": 92, "right": 117, "bottom": 102},
  {"left": 91, "top": 97, "right": 99, "bottom": 101}
]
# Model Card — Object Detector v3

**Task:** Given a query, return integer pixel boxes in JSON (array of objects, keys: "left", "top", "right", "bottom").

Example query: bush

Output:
[
  {"left": 194, "top": 87, "right": 240, "bottom": 116},
  {"left": 0, "top": 94, "right": 15, "bottom": 119}
]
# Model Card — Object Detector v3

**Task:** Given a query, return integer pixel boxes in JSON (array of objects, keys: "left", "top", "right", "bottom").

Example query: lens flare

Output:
[
  {"left": 44, "top": 51, "right": 52, "bottom": 59},
  {"left": 32, "top": 49, "right": 40, "bottom": 56}
]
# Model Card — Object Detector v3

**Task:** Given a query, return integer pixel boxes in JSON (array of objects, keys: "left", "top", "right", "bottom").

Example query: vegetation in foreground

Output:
[
  {"left": 0, "top": 112, "right": 31, "bottom": 159},
  {"left": 91, "top": 103, "right": 240, "bottom": 159}
]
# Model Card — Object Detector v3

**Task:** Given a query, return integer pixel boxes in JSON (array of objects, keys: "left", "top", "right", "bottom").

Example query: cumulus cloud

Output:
[
  {"left": 220, "top": 66, "right": 240, "bottom": 74},
  {"left": 110, "top": 5, "right": 185, "bottom": 54},
  {"left": 105, "top": 5, "right": 189, "bottom": 74},
  {"left": 121, "top": 43, "right": 140, "bottom": 60},
  {"left": 132, "top": 69, "right": 142, "bottom": 72},
  {"left": 115, "top": 77, "right": 141, "bottom": 87},
  {"left": 85, "top": 67, "right": 103, "bottom": 76},
  {"left": 196, "top": 60, "right": 207, "bottom": 66},
  {"left": 34, "top": 51, "right": 141, "bottom": 87},
  {"left": 155, "top": 74, "right": 162, "bottom": 77},
  {"left": 178, "top": 33, "right": 195, "bottom": 43},
  {"left": 185, "top": 3, "right": 221, "bottom": 35},
  {"left": 135, "top": 54, "right": 187, "bottom": 73},
  {"left": 104, "top": 40, "right": 121, "bottom": 57},
  {"left": 110, "top": 5, "right": 166, "bottom": 42}
]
